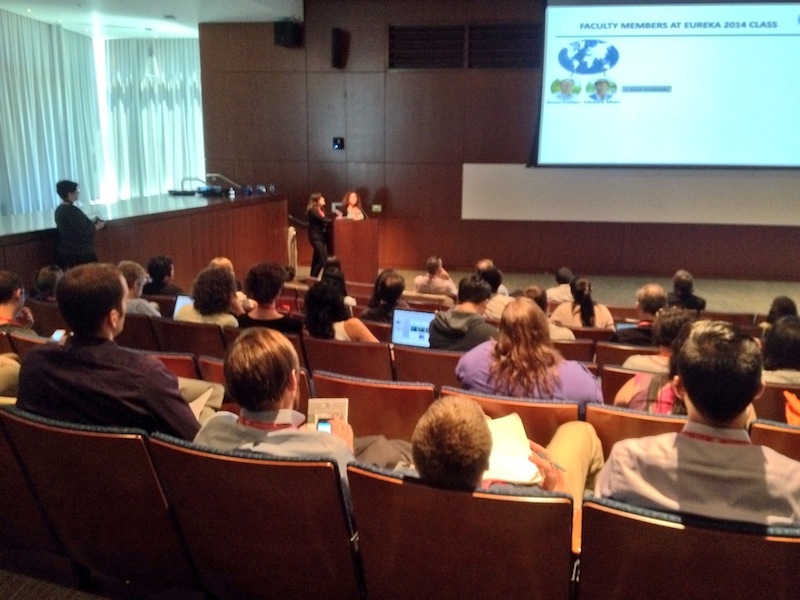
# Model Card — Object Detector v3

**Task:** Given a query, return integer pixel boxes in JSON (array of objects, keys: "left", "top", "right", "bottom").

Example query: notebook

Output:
[
  {"left": 172, "top": 294, "right": 193, "bottom": 319},
  {"left": 391, "top": 308, "right": 436, "bottom": 348}
]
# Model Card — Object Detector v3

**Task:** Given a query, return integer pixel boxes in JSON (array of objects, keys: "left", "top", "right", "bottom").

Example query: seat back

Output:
[
  {"left": 25, "top": 299, "right": 69, "bottom": 337},
  {"left": 594, "top": 341, "right": 660, "bottom": 371},
  {"left": 392, "top": 345, "right": 463, "bottom": 390},
  {"left": 9, "top": 331, "right": 49, "bottom": 360},
  {"left": 148, "top": 351, "right": 200, "bottom": 379},
  {"left": 148, "top": 435, "right": 361, "bottom": 600},
  {"left": 440, "top": 386, "right": 579, "bottom": 446},
  {"left": 753, "top": 383, "right": 800, "bottom": 424},
  {"left": 348, "top": 464, "right": 573, "bottom": 600},
  {"left": 141, "top": 295, "right": 177, "bottom": 319},
  {"left": 0, "top": 407, "right": 197, "bottom": 592},
  {"left": 578, "top": 497, "right": 800, "bottom": 600},
  {"left": 600, "top": 365, "right": 644, "bottom": 405},
  {"left": 150, "top": 317, "right": 227, "bottom": 359},
  {"left": 568, "top": 327, "right": 615, "bottom": 345},
  {"left": 114, "top": 313, "right": 159, "bottom": 351},
  {"left": 312, "top": 371, "right": 435, "bottom": 440},
  {"left": 585, "top": 404, "right": 687, "bottom": 459},
  {"left": 304, "top": 337, "right": 394, "bottom": 380},
  {"left": 553, "top": 339, "right": 595, "bottom": 362},
  {"left": 363, "top": 320, "right": 391, "bottom": 342},
  {"left": 749, "top": 419, "right": 800, "bottom": 462}
]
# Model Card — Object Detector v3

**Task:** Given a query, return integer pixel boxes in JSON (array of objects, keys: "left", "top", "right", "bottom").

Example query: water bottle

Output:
[{"left": 228, "top": 187, "right": 235, "bottom": 200}]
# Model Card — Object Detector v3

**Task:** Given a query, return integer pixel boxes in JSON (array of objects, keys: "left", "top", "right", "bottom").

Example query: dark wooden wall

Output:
[{"left": 199, "top": 0, "right": 799, "bottom": 281}]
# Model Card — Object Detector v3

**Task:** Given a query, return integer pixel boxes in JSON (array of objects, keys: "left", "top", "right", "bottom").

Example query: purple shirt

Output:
[{"left": 456, "top": 341, "right": 601, "bottom": 415}]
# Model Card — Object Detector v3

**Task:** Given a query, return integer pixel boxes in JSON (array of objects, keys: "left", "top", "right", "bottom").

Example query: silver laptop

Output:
[
  {"left": 172, "top": 294, "right": 193, "bottom": 319},
  {"left": 391, "top": 308, "right": 436, "bottom": 348}
]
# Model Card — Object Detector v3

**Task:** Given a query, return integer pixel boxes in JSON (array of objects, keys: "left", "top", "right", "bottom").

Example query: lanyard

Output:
[
  {"left": 237, "top": 415, "right": 296, "bottom": 431},
  {"left": 680, "top": 431, "right": 750, "bottom": 445}
]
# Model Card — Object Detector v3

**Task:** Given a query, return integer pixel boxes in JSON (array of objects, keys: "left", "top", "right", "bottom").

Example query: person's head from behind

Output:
[
  {"left": 117, "top": 261, "right": 149, "bottom": 299},
  {"left": 457, "top": 275, "right": 492, "bottom": 306},
  {"left": 636, "top": 283, "right": 667, "bottom": 317},
  {"left": 476, "top": 264, "right": 502, "bottom": 294},
  {"left": 147, "top": 255, "right": 174, "bottom": 285},
  {"left": 57, "top": 263, "right": 127, "bottom": 338},
  {"left": 412, "top": 396, "right": 491, "bottom": 490},
  {"left": 307, "top": 192, "right": 325, "bottom": 211},
  {"left": 224, "top": 328, "right": 299, "bottom": 412},
  {"left": 209, "top": 256, "right": 235, "bottom": 277},
  {"left": 571, "top": 277, "right": 596, "bottom": 326},
  {"left": 475, "top": 258, "right": 494, "bottom": 273},
  {"left": 676, "top": 320, "right": 762, "bottom": 424},
  {"left": 523, "top": 285, "right": 548, "bottom": 313},
  {"left": 0, "top": 271, "right": 23, "bottom": 307},
  {"left": 672, "top": 269, "right": 695, "bottom": 297},
  {"left": 766, "top": 296, "right": 798, "bottom": 325},
  {"left": 425, "top": 255, "right": 443, "bottom": 276},
  {"left": 34, "top": 265, "right": 63, "bottom": 300},
  {"left": 304, "top": 283, "right": 350, "bottom": 339},
  {"left": 192, "top": 266, "right": 236, "bottom": 316},
  {"left": 244, "top": 262, "right": 286, "bottom": 306},
  {"left": 555, "top": 267, "right": 574, "bottom": 285},
  {"left": 762, "top": 316, "right": 800, "bottom": 371},
  {"left": 56, "top": 180, "right": 79, "bottom": 202},
  {"left": 371, "top": 269, "right": 405, "bottom": 308},
  {"left": 652, "top": 307, "right": 694, "bottom": 348}
]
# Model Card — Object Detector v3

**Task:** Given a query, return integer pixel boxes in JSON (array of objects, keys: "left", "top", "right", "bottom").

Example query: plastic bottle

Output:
[{"left": 228, "top": 187, "right": 235, "bottom": 200}]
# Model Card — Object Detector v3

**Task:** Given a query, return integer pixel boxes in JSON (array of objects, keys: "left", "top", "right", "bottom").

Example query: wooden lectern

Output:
[{"left": 331, "top": 218, "right": 378, "bottom": 284}]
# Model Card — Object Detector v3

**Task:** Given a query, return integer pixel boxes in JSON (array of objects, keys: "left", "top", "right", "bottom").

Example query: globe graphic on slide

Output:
[{"left": 558, "top": 40, "right": 619, "bottom": 75}]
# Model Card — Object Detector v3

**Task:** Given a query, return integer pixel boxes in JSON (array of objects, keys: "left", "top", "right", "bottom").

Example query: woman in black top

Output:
[
  {"left": 306, "top": 192, "right": 334, "bottom": 278},
  {"left": 237, "top": 262, "right": 302, "bottom": 334},
  {"left": 54, "top": 180, "right": 104, "bottom": 268}
]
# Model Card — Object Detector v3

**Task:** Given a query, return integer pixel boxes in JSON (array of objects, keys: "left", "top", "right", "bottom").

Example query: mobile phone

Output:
[
  {"left": 50, "top": 329, "right": 67, "bottom": 343},
  {"left": 316, "top": 419, "right": 332, "bottom": 433}
]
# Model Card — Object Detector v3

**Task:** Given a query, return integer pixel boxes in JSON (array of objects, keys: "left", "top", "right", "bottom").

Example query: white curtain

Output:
[
  {"left": 105, "top": 39, "right": 205, "bottom": 200},
  {"left": 0, "top": 9, "right": 102, "bottom": 216}
]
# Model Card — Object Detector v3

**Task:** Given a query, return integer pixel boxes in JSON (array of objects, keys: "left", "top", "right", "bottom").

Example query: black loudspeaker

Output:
[
  {"left": 331, "top": 27, "right": 350, "bottom": 69},
  {"left": 274, "top": 21, "right": 303, "bottom": 48}
]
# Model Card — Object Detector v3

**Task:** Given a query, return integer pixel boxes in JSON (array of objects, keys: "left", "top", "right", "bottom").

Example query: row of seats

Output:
[{"left": 1, "top": 405, "right": 798, "bottom": 599}]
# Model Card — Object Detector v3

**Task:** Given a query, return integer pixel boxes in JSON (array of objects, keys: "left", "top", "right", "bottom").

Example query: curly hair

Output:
[
  {"left": 192, "top": 267, "right": 236, "bottom": 316},
  {"left": 490, "top": 297, "right": 563, "bottom": 397},
  {"left": 304, "top": 283, "right": 350, "bottom": 339}
]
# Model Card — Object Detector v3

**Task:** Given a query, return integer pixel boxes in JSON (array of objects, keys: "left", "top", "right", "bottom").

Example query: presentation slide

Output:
[{"left": 537, "top": 2, "right": 800, "bottom": 167}]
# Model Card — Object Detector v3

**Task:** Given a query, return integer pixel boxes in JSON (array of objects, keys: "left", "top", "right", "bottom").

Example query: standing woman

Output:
[
  {"left": 54, "top": 180, "right": 104, "bottom": 269},
  {"left": 307, "top": 192, "right": 334, "bottom": 278},
  {"left": 341, "top": 190, "right": 366, "bottom": 220}
]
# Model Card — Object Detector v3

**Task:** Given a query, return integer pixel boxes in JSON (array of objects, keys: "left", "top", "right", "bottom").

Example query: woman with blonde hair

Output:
[{"left": 456, "top": 297, "right": 601, "bottom": 415}]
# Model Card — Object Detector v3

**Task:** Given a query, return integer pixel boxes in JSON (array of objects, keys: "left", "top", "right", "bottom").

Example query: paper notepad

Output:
[
  {"left": 482, "top": 413, "right": 544, "bottom": 486},
  {"left": 188, "top": 387, "right": 215, "bottom": 422}
]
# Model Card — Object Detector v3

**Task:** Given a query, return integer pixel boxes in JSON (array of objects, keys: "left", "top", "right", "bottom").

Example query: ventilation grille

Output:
[{"left": 389, "top": 24, "right": 541, "bottom": 70}]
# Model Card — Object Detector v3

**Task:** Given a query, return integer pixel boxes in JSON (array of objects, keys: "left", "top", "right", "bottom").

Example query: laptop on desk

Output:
[
  {"left": 172, "top": 294, "right": 193, "bottom": 319},
  {"left": 391, "top": 308, "right": 436, "bottom": 348}
]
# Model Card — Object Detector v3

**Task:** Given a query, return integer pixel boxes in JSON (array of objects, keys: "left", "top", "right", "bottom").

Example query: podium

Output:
[{"left": 331, "top": 218, "right": 378, "bottom": 284}]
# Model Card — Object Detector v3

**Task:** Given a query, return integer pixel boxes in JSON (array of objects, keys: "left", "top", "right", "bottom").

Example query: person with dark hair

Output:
[
  {"left": 413, "top": 255, "right": 458, "bottom": 298},
  {"left": 762, "top": 316, "right": 800, "bottom": 385},
  {"left": 237, "top": 262, "right": 302, "bottom": 334},
  {"left": 361, "top": 269, "right": 408, "bottom": 323},
  {"left": 16, "top": 263, "right": 213, "bottom": 439},
  {"left": 118, "top": 260, "right": 161, "bottom": 316},
  {"left": 475, "top": 258, "right": 509, "bottom": 296},
  {"left": 341, "top": 190, "right": 366, "bottom": 220},
  {"left": 54, "top": 179, "right": 104, "bottom": 269},
  {"left": 479, "top": 265, "right": 513, "bottom": 323},
  {"left": 596, "top": 320, "right": 800, "bottom": 525},
  {"left": 610, "top": 283, "right": 667, "bottom": 346},
  {"left": 318, "top": 256, "right": 356, "bottom": 311},
  {"left": 759, "top": 296, "right": 798, "bottom": 339},
  {"left": 667, "top": 269, "right": 706, "bottom": 311},
  {"left": 456, "top": 297, "right": 601, "bottom": 416},
  {"left": 522, "top": 285, "right": 574, "bottom": 340},
  {"left": 32, "top": 264, "right": 63, "bottom": 302},
  {"left": 307, "top": 193, "right": 334, "bottom": 278},
  {"left": 429, "top": 275, "right": 496, "bottom": 352},
  {"left": 549, "top": 277, "right": 614, "bottom": 329},
  {"left": 175, "top": 267, "right": 239, "bottom": 327},
  {"left": 142, "top": 255, "right": 184, "bottom": 296},
  {"left": 621, "top": 307, "right": 693, "bottom": 374},
  {"left": 0, "top": 270, "right": 34, "bottom": 334},
  {"left": 546, "top": 267, "right": 574, "bottom": 304},
  {"left": 304, "top": 283, "right": 377, "bottom": 342}
]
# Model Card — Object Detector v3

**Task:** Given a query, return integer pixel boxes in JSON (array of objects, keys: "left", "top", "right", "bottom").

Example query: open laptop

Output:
[
  {"left": 391, "top": 308, "right": 436, "bottom": 348},
  {"left": 172, "top": 294, "right": 193, "bottom": 319}
]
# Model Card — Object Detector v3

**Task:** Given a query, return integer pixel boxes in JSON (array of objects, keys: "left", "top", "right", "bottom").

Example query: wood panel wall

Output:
[{"left": 199, "top": 0, "right": 799, "bottom": 281}]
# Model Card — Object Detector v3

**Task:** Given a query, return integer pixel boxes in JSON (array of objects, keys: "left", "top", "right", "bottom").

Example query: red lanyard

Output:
[
  {"left": 680, "top": 431, "right": 750, "bottom": 445},
  {"left": 237, "top": 415, "right": 296, "bottom": 431}
]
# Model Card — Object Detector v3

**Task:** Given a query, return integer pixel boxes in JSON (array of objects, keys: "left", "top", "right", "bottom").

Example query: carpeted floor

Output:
[{"left": 0, "top": 568, "right": 107, "bottom": 599}]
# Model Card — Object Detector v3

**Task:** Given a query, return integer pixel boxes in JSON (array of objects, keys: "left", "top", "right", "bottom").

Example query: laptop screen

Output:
[
  {"left": 172, "top": 294, "right": 193, "bottom": 319},
  {"left": 614, "top": 321, "right": 638, "bottom": 332},
  {"left": 391, "top": 308, "right": 436, "bottom": 348}
]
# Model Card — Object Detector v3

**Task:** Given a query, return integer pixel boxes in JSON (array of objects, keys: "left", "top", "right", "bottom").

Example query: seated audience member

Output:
[
  {"left": 761, "top": 316, "right": 800, "bottom": 385},
  {"left": 0, "top": 271, "right": 35, "bottom": 334},
  {"left": 456, "top": 297, "right": 601, "bottom": 416},
  {"left": 667, "top": 269, "right": 706, "bottom": 312},
  {"left": 414, "top": 256, "right": 458, "bottom": 298},
  {"left": 549, "top": 277, "right": 615, "bottom": 329},
  {"left": 475, "top": 258, "right": 509, "bottom": 296},
  {"left": 318, "top": 256, "right": 356, "bottom": 310},
  {"left": 759, "top": 296, "right": 798, "bottom": 339},
  {"left": 175, "top": 266, "right": 240, "bottom": 327},
  {"left": 621, "top": 307, "right": 693, "bottom": 374},
  {"left": 118, "top": 260, "right": 161, "bottom": 317},
  {"left": 546, "top": 267, "right": 574, "bottom": 305},
  {"left": 411, "top": 396, "right": 604, "bottom": 508},
  {"left": 32, "top": 264, "right": 63, "bottom": 302},
  {"left": 195, "top": 328, "right": 411, "bottom": 478},
  {"left": 142, "top": 255, "right": 184, "bottom": 296},
  {"left": 429, "top": 275, "right": 496, "bottom": 352},
  {"left": 523, "top": 285, "right": 575, "bottom": 341},
  {"left": 304, "top": 284, "right": 378, "bottom": 342},
  {"left": 237, "top": 262, "right": 302, "bottom": 334},
  {"left": 610, "top": 283, "right": 667, "bottom": 346},
  {"left": 595, "top": 320, "right": 800, "bottom": 525},
  {"left": 209, "top": 256, "right": 252, "bottom": 313},
  {"left": 16, "top": 263, "right": 221, "bottom": 439},
  {"left": 361, "top": 269, "right": 408, "bottom": 323},
  {"left": 478, "top": 264, "right": 513, "bottom": 323}
]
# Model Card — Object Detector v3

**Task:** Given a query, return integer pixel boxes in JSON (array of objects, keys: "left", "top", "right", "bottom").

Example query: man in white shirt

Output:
[
  {"left": 413, "top": 256, "right": 458, "bottom": 298},
  {"left": 595, "top": 320, "right": 800, "bottom": 525}
]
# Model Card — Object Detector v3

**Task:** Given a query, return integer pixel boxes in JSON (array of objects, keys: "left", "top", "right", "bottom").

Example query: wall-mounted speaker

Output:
[
  {"left": 274, "top": 21, "right": 303, "bottom": 48},
  {"left": 331, "top": 27, "right": 350, "bottom": 69}
]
